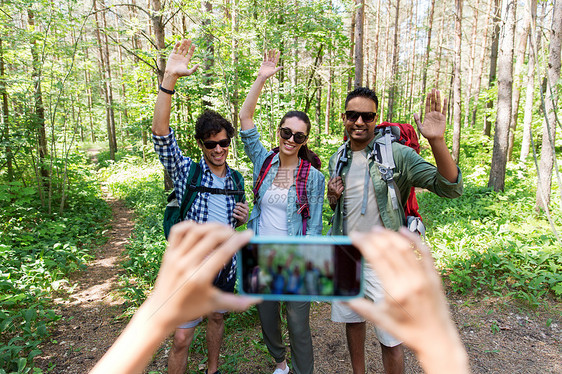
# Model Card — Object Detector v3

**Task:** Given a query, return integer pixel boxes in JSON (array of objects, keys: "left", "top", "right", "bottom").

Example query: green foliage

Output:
[
  {"left": 420, "top": 128, "right": 561, "bottom": 306},
  {"left": 0, "top": 158, "right": 111, "bottom": 373}
]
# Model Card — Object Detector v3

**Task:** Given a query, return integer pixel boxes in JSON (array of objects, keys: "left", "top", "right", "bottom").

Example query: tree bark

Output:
[
  {"left": 434, "top": 3, "right": 447, "bottom": 88},
  {"left": 488, "top": 0, "right": 516, "bottom": 192},
  {"left": 387, "top": 0, "right": 401, "bottom": 121},
  {"left": 354, "top": 0, "right": 365, "bottom": 88},
  {"left": 520, "top": 0, "right": 538, "bottom": 162},
  {"left": 372, "top": 0, "right": 382, "bottom": 89},
  {"left": 462, "top": 0, "right": 480, "bottom": 128},
  {"left": 348, "top": 5, "right": 356, "bottom": 92},
  {"left": 28, "top": 10, "right": 49, "bottom": 179},
  {"left": 536, "top": 0, "right": 562, "bottom": 210},
  {"left": 202, "top": 1, "right": 214, "bottom": 108},
  {"left": 0, "top": 35, "right": 13, "bottom": 181},
  {"left": 471, "top": 0, "right": 494, "bottom": 127},
  {"left": 484, "top": 0, "right": 501, "bottom": 136},
  {"left": 419, "top": 0, "right": 435, "bottom": 119},
  {"left": 452, "top": 0, "right": 462, "bottom": 163},
  {"left": 507, "top": 1, "right": 532, "bottom": 160}
]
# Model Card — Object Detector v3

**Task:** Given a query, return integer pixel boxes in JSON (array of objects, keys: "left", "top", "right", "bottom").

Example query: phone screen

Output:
[{"left": 238, "top": 237, "right": 363, "bottom": 301}]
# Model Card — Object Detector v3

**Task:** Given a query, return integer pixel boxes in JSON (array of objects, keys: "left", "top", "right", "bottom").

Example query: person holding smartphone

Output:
[{"left": 238, "top": 50, "right": 325, "bottom": 374}]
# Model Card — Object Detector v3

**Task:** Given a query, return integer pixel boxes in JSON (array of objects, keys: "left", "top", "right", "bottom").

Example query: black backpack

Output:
[{"left": 163, "top": 162, "right": 245, "bottom": 239}]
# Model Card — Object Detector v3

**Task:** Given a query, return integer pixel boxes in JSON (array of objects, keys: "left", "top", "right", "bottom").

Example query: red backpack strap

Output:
[
  {"left": 253, "top": 150, "right": 277, "bottom": 204},
  {"left": 295, "top": 159, "right": 311, "bottom": 234}
]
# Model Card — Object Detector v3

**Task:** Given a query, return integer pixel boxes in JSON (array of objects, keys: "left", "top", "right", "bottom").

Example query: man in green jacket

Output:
[{"left": 327, "top": 87, "right": 463, "bottom": 374}]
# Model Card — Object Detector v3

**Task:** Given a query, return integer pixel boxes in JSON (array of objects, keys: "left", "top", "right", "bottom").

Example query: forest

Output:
[{"left": 0, "top": 0, "right": 561, "bottom": 372}]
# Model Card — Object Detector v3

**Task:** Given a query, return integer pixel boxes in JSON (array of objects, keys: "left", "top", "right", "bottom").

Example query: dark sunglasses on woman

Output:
[
  {"left": 279, "top": 127, "right": 308, "bottom": 144},
  {"left": 202, "top": 138, "right": 231, "bottom": 149},
  {"left": 345, "top": 111, "right": 377, "bottom": 123}
]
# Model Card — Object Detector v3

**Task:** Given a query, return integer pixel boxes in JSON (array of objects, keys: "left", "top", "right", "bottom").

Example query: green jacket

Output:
[{"left": 328, "top": 135, "right": 463, "bottom": 235}]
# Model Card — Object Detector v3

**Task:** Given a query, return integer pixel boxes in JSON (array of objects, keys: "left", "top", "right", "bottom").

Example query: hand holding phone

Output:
[{"left": 238, "top": 236, "right": 363, "bottom": 301}]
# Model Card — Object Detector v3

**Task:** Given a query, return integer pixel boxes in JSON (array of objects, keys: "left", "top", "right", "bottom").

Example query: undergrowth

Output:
[{"left": 0, "top": 154, "right": 111, "bottom": 374}]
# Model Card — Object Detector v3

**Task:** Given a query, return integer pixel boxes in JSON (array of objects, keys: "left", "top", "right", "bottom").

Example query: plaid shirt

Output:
[{"left": 153, "top": 128, "right": 241, "bottom": 281}]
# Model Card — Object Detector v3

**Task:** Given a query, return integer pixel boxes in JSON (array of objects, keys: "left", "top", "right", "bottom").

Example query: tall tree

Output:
[
  {"left": 536, "top": 0, "right": 562, "bottom": 210},
  {"left": 488, "top": 0, "right": 516, "bottom": 191},
  {"left": 520, "top": 0, "right": 539, "bottom": 162},
  {"left": 28, "top": 10, "right": 49, "bottom": 180},
  {"left": 202, "top": 1, "right": 214, "bottom": 107},
  {"left": 420, "top": 0, "right": 435, "bottom": 118},
  {"left": 451, "top": 0, "right": 462, "bottom": 163},
  {"left": 484, "top": 0, "right": 501, "bottom": 136},
  {"left": 462, "top": 0, "right": 480, "bottom": 128},
  {"left": 507, "top": 1, "right": 532, "bottom": 160},
  {"left": 354, "top": 0, "right": 365, "bottom": 88},
  {"left": 0, "top": 35, "right": 12, "bottom": 181},
  {"left": 93, "top": 0, "right": 117, "bottom": 160},
  {"left": 387, "top": 0, "right": 401, "bottom": 121},
  {"left": 471, "top": 0, "right": 495, "bottom": 127},
  {"left": 347, "top": 4, "right": 355, "bottom": 92}
]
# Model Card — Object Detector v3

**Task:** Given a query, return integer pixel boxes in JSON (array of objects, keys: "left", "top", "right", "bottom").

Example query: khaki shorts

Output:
[{"left": 331, "top": 265, "right": 401, "bottom": 347}]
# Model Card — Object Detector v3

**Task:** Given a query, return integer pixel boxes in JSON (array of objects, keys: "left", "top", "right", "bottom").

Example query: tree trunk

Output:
[
  {"left": 462, "top": 0, "right": 480, "bottom": 128},
  {"left": 202, "top": 1, "right": 214, "bottom": 108},
  {"left": 488, "top": 0, "right": 516, "bottom": 192},
  {"left": 28, "top": 10, "right": 49, "bottom": 179},
  {"left": 348, "top": 6, "right": 356, "bottom": 92},
  {"left": 434, "top": 3, "right": 447, "bottom": 88},
  {"left": 372, "top": 0, "right": 382, "bottom": 88},
  {"left": 229, "top": 0, "right": 239, "bottom": 163},
  {"left": 406, "top": 0, "right": 418, "bottom": 115},
  {"left": 387, "top": 0, "right": 401, "bottom": 121},
  {"left": 452, "top": 0, "right": 462, "bottom": 163},
  {"left": 484, "top": 0, "right": 501, "bottom": 136},
  {"left": 354, "top": 0, "right": 365, "bottom": 88},
  {"left": 84, "top": 47, "right": 96, "bottom": 143},
  {"left": 324, "top": 45, "right": 333, "bottom": 135},
  {"left": 471, "top": 0, "right": 494, "bottom": 127},
  {"left": 419, "top": 0, "right": 435, "bottom": 119},
  {"left": 0, "top": 36, "right": 13, "bottom": 181},
  {"left": 100, "top": 2, "right": 118, "bottom": 156},
  {"left": 520, "top": 0, "right": 538, "bottom": 162},
  {"left": 507, "top": 2, "right": 531, "bottom": 160},
  {"left": 536, "top": 0, "right": 562, "bottom": 210},
  {"left": 151, "top": 0, "right": 166, "bottom": 82}
]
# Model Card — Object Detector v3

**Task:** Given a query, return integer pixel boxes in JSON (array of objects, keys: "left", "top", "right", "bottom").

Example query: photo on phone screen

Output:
[{"left": 238, "top": 236, "right": 363, "bottom": 301}]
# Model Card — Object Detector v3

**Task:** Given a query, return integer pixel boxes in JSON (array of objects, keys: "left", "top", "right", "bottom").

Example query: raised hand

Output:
[
  {"left": 257, "top": 50, "right": 283, "bottom": 80},
  {"left": 165, "top": 39, "right": 199, "bottom": 78},
  {"left": 413, "top": 89, "right": 447, "bottom": 142}
]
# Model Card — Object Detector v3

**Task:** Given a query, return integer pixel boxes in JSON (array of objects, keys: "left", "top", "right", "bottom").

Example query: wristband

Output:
[{"left": 159, "top": 85, "right": 175, "bottom": 95}]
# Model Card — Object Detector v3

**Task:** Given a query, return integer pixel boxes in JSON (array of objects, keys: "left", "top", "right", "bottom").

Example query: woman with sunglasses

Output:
[{"left": 239, "top": 50, "right": 325, "bottom": 374}]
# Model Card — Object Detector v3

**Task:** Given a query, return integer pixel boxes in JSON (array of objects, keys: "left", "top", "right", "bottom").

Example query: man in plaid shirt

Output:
[{"left": 152, "top": 38, "right": 249, "bottom": 374}]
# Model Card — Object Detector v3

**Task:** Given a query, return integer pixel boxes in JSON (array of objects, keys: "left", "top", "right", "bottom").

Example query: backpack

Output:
[
  {"left": 163, "top": 162, "right": 245, "bottom": 239},
  {"left": 333, "top": 122, "right": 425, "bottom": 236},
  {"left": 253, "top": 147, "right": 316, "bottom": 234}
]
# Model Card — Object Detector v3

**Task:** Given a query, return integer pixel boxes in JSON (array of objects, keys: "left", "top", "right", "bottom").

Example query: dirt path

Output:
[
  {"left": 34, "top": 190, "right": 561, "bottom": 373},
  {"left": 34, "top": 186, "right": 134, "bottom": 373}
]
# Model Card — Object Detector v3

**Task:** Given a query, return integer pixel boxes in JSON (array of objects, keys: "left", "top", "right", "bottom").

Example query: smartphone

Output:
[{"left": 238, "top": 236, "right": 363, "bottom": 301}]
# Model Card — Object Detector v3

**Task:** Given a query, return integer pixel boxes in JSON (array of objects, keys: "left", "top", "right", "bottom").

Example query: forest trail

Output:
[
  {"left": 32, "top": 187, "right": 561, "bottom": 373},
  {"left": 34, "top": 186, "right": 134, "bottom": 373}
]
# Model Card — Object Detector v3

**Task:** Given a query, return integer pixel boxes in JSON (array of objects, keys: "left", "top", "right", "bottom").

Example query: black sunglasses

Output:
[
  {"left": 345, "top": 111, "right": 377, "bottom": 123},
  {"left": 202, "top": 138, "right": 231, "bottom": 149},
  {"left": 279, "top": 127, "right": 308, "bottom": 144}
]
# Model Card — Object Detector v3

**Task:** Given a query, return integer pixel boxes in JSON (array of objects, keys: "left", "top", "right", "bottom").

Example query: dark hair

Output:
[
  {"left": 195, "top": 110, "right": 235, "bottom": 140},
  {"left": 345, "top": 87, "right": 379, "bottom": 110},
  {"left": 278, "top": 111, "right": 321, "bottom": 170}
]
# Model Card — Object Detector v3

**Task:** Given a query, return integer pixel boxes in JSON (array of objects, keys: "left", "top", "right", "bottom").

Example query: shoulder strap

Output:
[
  {"left": 333, "top": 141, "right": 349, "bottom": 178},
  {"left": 231, "top": 170, "right": 245, "bottom": 203},
  {"left": 295, "top": 159, "right": 312, "bottom": 234},
  {"left": 178, "top": 162, "right": 203, "bottom": 221},
  {"left": 371, "top": 127, "right": 400, "bottom": 210},
  {"left": 253, "top": 151, "right": 277, "bottom": 204}
]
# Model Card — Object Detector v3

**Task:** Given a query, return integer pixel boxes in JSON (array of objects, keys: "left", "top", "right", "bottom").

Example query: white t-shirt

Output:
[
  {"left": 207, "top": 174, "right": 229, "bottom": 225},
  {"left": 258, "top": 184, "right": 289, "bottom": 235},
  {"left": 344, "top": 150, "right": 382, "bottom": 233}
]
